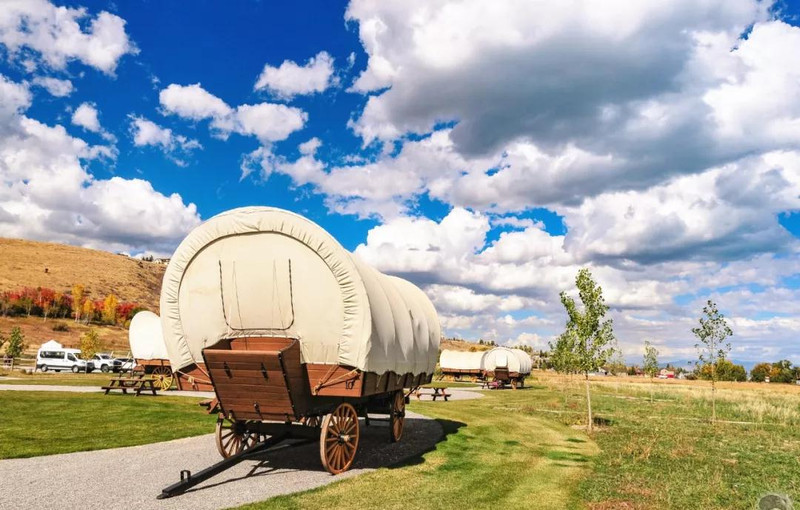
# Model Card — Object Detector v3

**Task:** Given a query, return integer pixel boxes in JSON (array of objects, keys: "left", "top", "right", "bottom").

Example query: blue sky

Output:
[{"left": 1, "top": 0, "right": 800, "bottom": 363}]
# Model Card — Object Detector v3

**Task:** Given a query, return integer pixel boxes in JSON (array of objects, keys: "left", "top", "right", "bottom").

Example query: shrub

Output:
[{"left": 51, "top": 323, "right": 70, "bottom": 332}]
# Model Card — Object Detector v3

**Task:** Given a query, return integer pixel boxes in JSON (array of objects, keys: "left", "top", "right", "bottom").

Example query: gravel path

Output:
[
  {"left": 0, "top": 411, "right": 441, "bottom": 510},
  {"left": 0, "top": 384, "right": 215, "bottom": 398},
  {"left": 0, "top": 384, "right": 482, "bottom": 400}
]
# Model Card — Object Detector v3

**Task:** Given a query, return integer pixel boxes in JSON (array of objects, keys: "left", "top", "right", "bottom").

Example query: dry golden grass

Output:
[
  {"left": 0, "top": 237, "right": 165, "bottom": 311},
  {"left": 440, "top": 338, "right": 491, "bottom": 352},
  {"left": 0, "top": 316, "right": 130, "bottom": 356}
]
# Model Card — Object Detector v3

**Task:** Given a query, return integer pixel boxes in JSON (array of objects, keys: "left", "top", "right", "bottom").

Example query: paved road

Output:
[{"left": 0, "top": 412, "right": 441, "bottom": 510}]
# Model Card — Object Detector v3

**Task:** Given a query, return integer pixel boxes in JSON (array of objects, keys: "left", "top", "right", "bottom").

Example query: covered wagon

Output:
[
  {"left": 158, "top": 207, "right": 440, "bottom": 498},
  {"left": 129, "top": 311, "right": 213, "bottom": 391},
  {"left": 129, "top": 311, "right": 174, "bottom": 390},
  {"left": 438, "top": 349, "right": 486, "bottom": 381},
  {"left": 482, "top": 347, "right": 532, "bottom": 389}
]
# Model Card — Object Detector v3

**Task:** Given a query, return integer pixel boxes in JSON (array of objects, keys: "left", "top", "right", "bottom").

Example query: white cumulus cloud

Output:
[
  {"left": 254, "top": 51, "right": 337, "bottom": 99},
  {"left": 159, "top": 83, "right": 307, "bottom": 143},
  {"left": 0, "top": 0, "right": 137, "bottom": 74}
]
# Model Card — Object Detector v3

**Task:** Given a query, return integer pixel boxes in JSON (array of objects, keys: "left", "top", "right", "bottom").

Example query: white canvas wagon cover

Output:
[
  {"left": 160, "top": 207, "right": 440, "bottom": 376},
  {"left": 483, "top": 347, "right": 532, "bottom": 374},
  {"left": 438, "top": 349, "right": 486, "bottom": 371},
  {"left": 129, "top": 310, "right": 169, "bottom": 360}
]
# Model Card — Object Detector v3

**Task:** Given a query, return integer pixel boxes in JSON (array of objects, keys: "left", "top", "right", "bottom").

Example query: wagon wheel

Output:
[
  {"left": 320, "top": 402, "right": 359, "bottom": 474},
  {"left": 389, "top": 391, "right": 406, "bottom": 443},
  {"left": 511, "top": 379, "right": 518, "bottom": 390},
  {"left": 215, "top": 416, "right": 258, "bottom": 459},
  {"left": 151, "top": 366, "right": 174, "bottom": 390},
  {"left": 301, "top": 415, "right": 321, "bottom": 428},
  {"left": 520, "top": 378, "right": 525, "bottom": 388}
]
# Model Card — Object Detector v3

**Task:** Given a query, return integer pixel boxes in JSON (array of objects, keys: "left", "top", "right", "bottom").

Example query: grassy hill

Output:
[
  {"left": 0, "top": 238, "right": 165, "bottom": 311},
  {"left": 0, "top": 238, "right": 166, "bottom": 355}
]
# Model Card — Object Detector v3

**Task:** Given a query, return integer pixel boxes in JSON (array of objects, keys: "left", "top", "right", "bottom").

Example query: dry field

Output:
[
  {"left": 0, "top": 316, "right": 130, "bottom": 356},
  {"left": 0, "top": 237, "right": 165, "bottom": 311}
]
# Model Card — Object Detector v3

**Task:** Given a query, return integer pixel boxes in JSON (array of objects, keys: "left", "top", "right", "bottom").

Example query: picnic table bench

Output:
[
  {"left": 102, "top": 374, "right": 158, "bottom": 396},
  {"left": 413, "top": 387, "right": 451, "bottom": 401},
  {"left": 480, "top": 380, "right": 504, "bottom": 389}
]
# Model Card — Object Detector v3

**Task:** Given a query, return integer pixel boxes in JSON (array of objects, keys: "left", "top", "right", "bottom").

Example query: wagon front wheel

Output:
[
  {"left": 389, "top": 391, "right": 405, "bottom": 443},
  {"left": 215, "top": 416, "right": 257, "bottom": 459},
  {"left": 151, "top": 366, "right": 174, "bottom": 390},
  {"left": 320, "top": 402, "right": 359, "bottom": 474}
]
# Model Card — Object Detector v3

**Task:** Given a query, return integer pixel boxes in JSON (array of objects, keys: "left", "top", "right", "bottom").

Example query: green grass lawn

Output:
[
  {"left": 567, "top": 380, "right": 800, "bottom": 509},
  {"left": 235, "top": 376, "right": 800, "bottom": 510},
  {"left": 0, "top": 391, "right": 216, "bottom": 458},
  {"left": 236, "top": 385, "right": 598, "bottom": 510},
  {"left": 0, "top": 371, "right": 114, "bottom": 386}
]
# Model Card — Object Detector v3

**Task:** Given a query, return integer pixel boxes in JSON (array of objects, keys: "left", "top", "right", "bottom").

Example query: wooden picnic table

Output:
[
  {"left": 102, "top": 374, "right": 158, "bottom": 396},
  {"left": 413, "top": 387, "right": 451, "bottom": 401}
]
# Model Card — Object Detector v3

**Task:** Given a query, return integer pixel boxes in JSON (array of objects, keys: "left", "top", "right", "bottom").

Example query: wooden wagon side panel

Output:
[{"left": 204, "top": 339, "right": 308, "bottom": 422}]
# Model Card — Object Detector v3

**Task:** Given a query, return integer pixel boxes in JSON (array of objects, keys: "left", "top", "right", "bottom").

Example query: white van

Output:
[{"left": 36, "top": 340, "right": 93, "bottom": 373}]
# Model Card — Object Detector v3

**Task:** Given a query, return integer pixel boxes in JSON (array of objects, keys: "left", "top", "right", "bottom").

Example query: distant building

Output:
[
  {"left": 659, "top": 369, "right": 675, "bottom": 379},
  {"left": 155, "top": 258, "right": 171, "bottom": 265}
]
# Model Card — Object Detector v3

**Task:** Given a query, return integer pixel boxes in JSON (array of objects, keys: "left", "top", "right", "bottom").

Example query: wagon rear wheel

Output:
[
  {"left": 151, "top": 366, "right": 174, "bottom": 390},
  {"left": 389, "top": 391, "right": 405, "bottom": 443},
  {"left": 511, "top": 379, "right": 518, "bottom": 390},
  {"left": 215, "top": 416, "right": 258, "bottom": 459},
  {"left": 320, "top": 402, "right": 359, "bottom": 474}
]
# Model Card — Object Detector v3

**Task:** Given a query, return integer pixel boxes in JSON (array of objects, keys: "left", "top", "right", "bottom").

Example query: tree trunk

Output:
[
  {"left": 585, "top": 372, "right": 593, "bottom": 433},
  {"left": 650, "top": 376, "right": 654, "bottom": 403},
  {"left": 711, "top": 379, "right": 716, "bottom": 424},
  {"left": 711, "top": 362, "right": 717, "bottom": 424}
]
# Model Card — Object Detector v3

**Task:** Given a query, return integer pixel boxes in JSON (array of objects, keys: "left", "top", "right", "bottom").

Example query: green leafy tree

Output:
[
  {"left": 643, "top": 340, "right": 659, "bottom": 402},
  {"left": 692, "top": 300, "right": 733, "bottom": 423},
  {"left": 699, "top": 359, "right": 746, "bottom": 382},
  {"left": 769, "top": 360, "right": 795, "bottom": 384},
  {"left": 5, "top": 326, "right": 26, "bottom": 358},
  {"left": 750, "top": 362, "right": 771, "bottom": 382},
  {"left": 558, "top": 268, "right": 615, "bottom": 433}
]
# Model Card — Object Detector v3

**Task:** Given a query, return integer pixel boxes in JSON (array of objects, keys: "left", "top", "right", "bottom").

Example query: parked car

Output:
[
  {"left": 36, "top": 341, "right": 94, "bottom": 373},
  {"left": 116, "top": 358, "right": 137, "bottom": 373},
  {"left": 91, "top": 353, "right": 118, "bottom": 373}
]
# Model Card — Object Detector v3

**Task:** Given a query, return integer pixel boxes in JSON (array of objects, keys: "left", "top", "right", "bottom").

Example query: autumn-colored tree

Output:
[
  {"left": 72, "top": 284, "right": 84, "bottom": 322},
  {"left": 102, "top": 294, "right": 119, "bottom": 324},
  {"left": 82, "top": 298, "right": 94, "bottom": 323},
  {"left": 79, "top": 328, "right": 105, "bottom": 362}
]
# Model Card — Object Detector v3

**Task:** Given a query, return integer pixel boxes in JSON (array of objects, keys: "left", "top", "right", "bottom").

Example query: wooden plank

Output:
[
  {"left": 230, "top": 338, "right": 295, "bottom": 351},
  {"left": 205, "top": 359, "right": 284, "bottom": 371}
]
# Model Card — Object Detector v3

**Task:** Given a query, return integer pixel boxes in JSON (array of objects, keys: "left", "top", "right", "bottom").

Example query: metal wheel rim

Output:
[{"left": 320, "top": 403, "right": 359, "bottom": 474}]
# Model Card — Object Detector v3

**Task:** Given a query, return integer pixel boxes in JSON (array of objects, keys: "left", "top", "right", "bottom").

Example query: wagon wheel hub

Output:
[{"left": 338, "top": 434, "right": 351, "bottom": 443}]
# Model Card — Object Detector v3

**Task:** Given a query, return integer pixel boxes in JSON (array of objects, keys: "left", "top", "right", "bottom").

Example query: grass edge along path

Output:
[
  {"left": 233, "top": 386, "right": 598, "bottom": 510},
  {"left": 0, "top": 390, "right": 216, "bottom": 459}
]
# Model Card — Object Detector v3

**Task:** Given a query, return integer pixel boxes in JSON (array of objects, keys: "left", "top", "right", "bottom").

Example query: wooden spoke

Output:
[
  {"left": 215, "top": 415, "right": 256, "bottom": 459},
  {"left": 151, "top": 366, "right": 174, "bottom": 390},
  {"left": 301, "top": 415, "right": 321, "bottom": 428},
  {"left": 389, "top": 390, "right": 406, "bottom": 443},
  {"left": 320, "top": 402, "right": 359, "bottom": 474}
]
